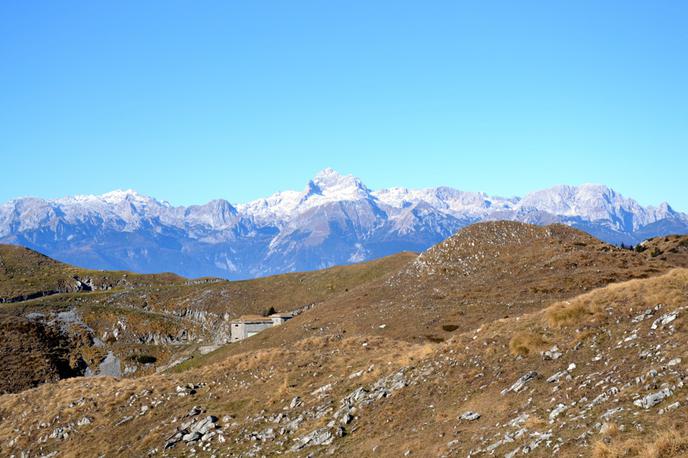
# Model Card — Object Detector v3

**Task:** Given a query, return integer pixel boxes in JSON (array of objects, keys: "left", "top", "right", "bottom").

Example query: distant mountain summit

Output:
[{"left": 1, "top": 169, "right": 686, "bottom": 278}]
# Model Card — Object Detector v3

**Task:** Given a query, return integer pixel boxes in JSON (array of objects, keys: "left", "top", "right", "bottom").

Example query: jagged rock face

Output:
[{"left": 1, "top": 169, "right": 686, "bottom": 279}]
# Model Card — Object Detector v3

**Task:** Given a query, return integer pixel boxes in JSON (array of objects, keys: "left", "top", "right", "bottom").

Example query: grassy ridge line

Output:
[{"left": 0, "top": 244, "right": 189, "bottom": 301}]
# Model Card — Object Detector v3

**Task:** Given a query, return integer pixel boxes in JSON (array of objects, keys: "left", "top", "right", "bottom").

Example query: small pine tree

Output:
[{"left": 262, "top": 306, "right": 277, "bottom": 316}]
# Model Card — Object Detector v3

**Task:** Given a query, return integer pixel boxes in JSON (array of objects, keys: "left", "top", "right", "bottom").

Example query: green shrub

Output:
[{"left": 128, "top": 354, "right": 157, "bottom": 364}]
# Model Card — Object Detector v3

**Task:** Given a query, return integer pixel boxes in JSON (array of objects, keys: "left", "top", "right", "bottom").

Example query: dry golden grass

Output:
[
  {"left": 544, "top": 297, "right": 603, "bottom": 328},
  {"left": 593, "top": 428, "right": 688, "bottom": 458},
  {"left": 201, "top": 221, "right": 675, "bottom": 368},
  {"left": 227, "top": 348, "right": 287, "bottom": 372},
  {"left": 2, "top": 247, "right": 415, "bottom": 393},
  {"left": 641, "top": 235, "right": 688, "bottom": 268},
  {"left": 523, "top": 415, "right": 546, "bottom": 430},
  {"left": 395, "top": 342, "right": 436, "bottom": 366},
  {"left": 646, "top": 430, "right": 688, "bottom": 458},
  {"left": 600, "top": 422, "right": 620, "bottom": 438},
  {"left": 592, "top": 441, "right": 634, "bottom": 458},
  {"left": 293, "top": 335, "right": 343, "bottom": 351},
  {"left": 545, "top": 269, "right": 688, "bottom": 328},
  {"left": 508, "top": 331, "right": 549, "bottom": 356}
]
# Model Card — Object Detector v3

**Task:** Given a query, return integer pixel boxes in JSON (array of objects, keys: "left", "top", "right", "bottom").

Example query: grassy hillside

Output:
[
  {"left": 2, "top": 223, "right": 688, "bottom": 456},
  {"left": 0, "top": 245, "right": 416, "bottom": 393},
  {"left": 1, "top": 268, "right": 687, "bottom": 457},
  {"left": 185, "top": 222, "right": 672, "bottom": 368},
  {"left": 82, "top": 250, "right": 417, "bottom": 321},
  {"left": 0, "top": 244, "right": 187, "bottom": 301},
  {"left": 639, "top": 234, "right": 688, "bottom": 267}
]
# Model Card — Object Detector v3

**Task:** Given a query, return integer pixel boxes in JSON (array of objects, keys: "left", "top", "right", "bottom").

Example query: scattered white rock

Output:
[
  {"left": 659, "top": 401, "right": 681, "bottom": 415},
  {"left": 311, "top": 384, "right": 333, "bottom": 397},
  {"left": 77, "top": 416, "right": 92, "bottom": 427},
  {"left": 289, "top": 396, "right": 302, "bottom": 409},
  {"left": 634, "top": 388, "right": 673, "bottom": 409},
  {"left": 542, "top": 346, "right": 562, "bottom": 360},
  {"left": 549, "top": 403, "right": 568, "bottom": 423},
  {"left": 667, "top": 358, "right": 682, "bottom": 367},
  {"left": 651, "top": 311, "right": 678, "bottom": 330},
  {"left": 547, "top": 370, "right": 571, "bottom": 384},
  {"left": 631, "top": 308, "right": 656, "bottom": 323},
  {"left": 290, "top": 428, "right": 333, "bottom": 451},
  {"left": 459, "top": 411, "right": 481, "bottom": 421},
  {"left": 600, "top": 407, "right": 624, "bottom": 421},
  {"left": 348, "top": 370, "right": 364, "bottom": 379},
  {"left": 501, "top": 371, "right": 537, "bottom": 395}
]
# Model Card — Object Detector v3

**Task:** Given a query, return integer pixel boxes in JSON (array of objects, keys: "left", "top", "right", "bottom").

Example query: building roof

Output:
[
  {"left": 269, "top": 313, "right": 294, "bottom": 318},
  {"left": 231, "top": 314, "right": 274, "bottom": 323}
]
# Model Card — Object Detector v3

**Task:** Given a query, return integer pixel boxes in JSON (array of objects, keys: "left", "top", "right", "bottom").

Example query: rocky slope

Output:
[
  {"left": 1, "top": 169, "right": 686, "bottom": 279},
  {"left": 0, "top": 244, "right": 414, "bottom": 394},
  {"left": 2, "top": 268, "right": 688, "bottom": 457}
]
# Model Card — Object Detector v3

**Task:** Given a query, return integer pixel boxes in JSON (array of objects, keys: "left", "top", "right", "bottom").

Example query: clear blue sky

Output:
[{"left": 1, "top": 1, "right": 686, "bottom": 210}]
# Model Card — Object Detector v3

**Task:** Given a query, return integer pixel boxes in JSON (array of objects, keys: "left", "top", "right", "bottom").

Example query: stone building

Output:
[
  {"left": 230, "top": 313, "right": 293, "bottom": 342},
  {"left": 270, "top": 313, "right": 293, "bottom": 325}
]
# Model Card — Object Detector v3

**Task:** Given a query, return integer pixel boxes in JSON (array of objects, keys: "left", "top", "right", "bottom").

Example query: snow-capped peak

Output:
[
  {"left": 312, "top": 168, "right": 351, "bottom": 187},
  {"left": 296, "top": 169, "right": 372, "bottom": 211},
  {"left": 55, "top": 189, "right": 152, "bottom": 205},
  {"left": 306, "top": 168, "right": 370, "bottom": 199},
  {"left": 240, "top": 169, "right": 373, "bottom": 222},
  {"left": 99, "top": 189, "right": 152, "bottom": 204}
]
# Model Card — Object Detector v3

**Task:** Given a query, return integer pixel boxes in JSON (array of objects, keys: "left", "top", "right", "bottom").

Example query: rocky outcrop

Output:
[{"left": 0, "top": 275, "right": 113, "bottom": 303}]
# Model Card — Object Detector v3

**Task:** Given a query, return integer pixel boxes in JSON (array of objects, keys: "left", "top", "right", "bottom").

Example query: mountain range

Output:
[{"left": 1, "top": 168, "right": 686, "bottom": 279}]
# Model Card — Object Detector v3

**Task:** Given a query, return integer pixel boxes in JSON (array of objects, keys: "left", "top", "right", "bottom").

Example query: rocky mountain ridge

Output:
[{"left": 1, "top": 168, "right": 686, "bottom": 278}]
